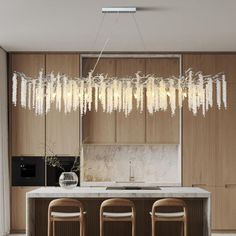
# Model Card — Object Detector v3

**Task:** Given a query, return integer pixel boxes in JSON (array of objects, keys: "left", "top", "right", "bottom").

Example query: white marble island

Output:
[{"left": 26, "top": 187, "right": 211, "bottom": 236}]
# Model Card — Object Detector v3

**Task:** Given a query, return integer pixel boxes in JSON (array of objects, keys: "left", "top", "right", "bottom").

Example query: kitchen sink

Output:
[{"left": 106, "top": 186, "right": 161, "bottom": 190}]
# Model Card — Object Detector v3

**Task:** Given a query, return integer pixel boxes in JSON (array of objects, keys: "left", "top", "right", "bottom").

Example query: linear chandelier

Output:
[{"left": 12, "top": 69, "right": 227, "bottom": 117}]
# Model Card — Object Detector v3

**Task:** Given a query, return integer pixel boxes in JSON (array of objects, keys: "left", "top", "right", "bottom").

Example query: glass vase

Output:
[{"left": 59, "top": 172, "right": 78, "bottom": 189}]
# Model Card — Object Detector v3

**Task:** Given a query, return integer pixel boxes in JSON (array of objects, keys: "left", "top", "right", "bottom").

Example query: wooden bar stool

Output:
[
  {"left": 48, "top": 198, "right": 86, "bottom": 236},
  {"left": 150, "top": 198, "right": 187, "bottom": 236},
  {"left": 100, "top": 198, "right": 136, "bottom": 236}
]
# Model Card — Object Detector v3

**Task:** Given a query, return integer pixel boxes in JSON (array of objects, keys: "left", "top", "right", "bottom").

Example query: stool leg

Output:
[
  {"left": 132, "top": 217, "right": 136, "bottom": 236},
  {"left": 80, "top": 219, "right": 83, "bottom": 236},
  {"left": 47, "top": 220, "right": 51, "bottom": 236},
  {"left": 152, "top": 219, "right": 156, "bottom": 236},
  {"left": 83, "top": 216, "right": 86, "bottom": 236},
  {"left": 184, "top": 220, "right": 187, "bottom": 236},
  {"left": 52, "top": 220, "right": 55, "bottom": 236},
  {"left": 100, "top": 219, "right": 104, "bottom": 236}
]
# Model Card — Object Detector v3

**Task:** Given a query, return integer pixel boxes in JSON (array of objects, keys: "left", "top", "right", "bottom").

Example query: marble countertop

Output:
[{"left": 26, "top": 187, "right": 210, "bottom": 199}]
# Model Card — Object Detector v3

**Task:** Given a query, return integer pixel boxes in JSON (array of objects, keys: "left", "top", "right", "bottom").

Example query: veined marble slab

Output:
[
  {"left": 82, "top": 144, "right": 181, "bottom": 184},
  {"left": 26, "top": 187, "right": 210, "bottom": 198}
]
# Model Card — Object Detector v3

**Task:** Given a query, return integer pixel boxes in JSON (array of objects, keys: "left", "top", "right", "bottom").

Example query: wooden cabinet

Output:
[
  {"left": 183, "top": 54, "right": 236, "bottom": 230},
  {"left": 82, "top": 57, "right": 181, "bottom": 144},
  {"left": 145, "top": 58, "right": 180, "bottom": 144},
  {"left": 116, "top": 58, "right": 146, "bottom": 143},
  {"left": 214, "top": 186, "right": 236, "bottom": 230},
  {"left": 10, "top": 54, "right": 45, "bottom": 156},
  {"left": 46, "top": 54, "right": 80, "bottom": 155},
  {"left": 82, "top": 58, "right": 116, "bottom": 143},
  {"left": 11, "top": 187, "right": 37, "bottom": 232}
]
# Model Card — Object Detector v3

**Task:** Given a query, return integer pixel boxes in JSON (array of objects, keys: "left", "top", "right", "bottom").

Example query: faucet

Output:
[{"left": 129, "top": 160, "right": 135, "bottom": 182}]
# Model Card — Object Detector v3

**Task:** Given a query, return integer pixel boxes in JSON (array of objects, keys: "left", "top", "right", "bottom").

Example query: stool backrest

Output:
[
  {"left": 152, "top": 198, "right": 187, "bottom": 217},
  {"left": 100, "top": 198, "right": 136, "bottom": 218},
  {"left": 48, "top": 198, "right": 84, "bottom": 218}
]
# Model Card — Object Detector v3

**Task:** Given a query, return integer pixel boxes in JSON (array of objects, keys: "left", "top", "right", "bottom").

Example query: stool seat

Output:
[
  {"left": 51, "top": 211, "right": 86, "bottom": 218},
  {"left": 103, "top": 212, "right": 133, "bottom": 218},
  {"left": 150, "top": 211, "right": 185, "bottom": 218}
]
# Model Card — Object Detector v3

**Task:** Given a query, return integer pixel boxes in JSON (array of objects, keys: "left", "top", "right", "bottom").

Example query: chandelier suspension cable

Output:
[
  {"left": 91, "top": 12, "right": 120, "bottom": 74},
  {"left": 131, "top": 13, "right": 147, "bottom": 51}
]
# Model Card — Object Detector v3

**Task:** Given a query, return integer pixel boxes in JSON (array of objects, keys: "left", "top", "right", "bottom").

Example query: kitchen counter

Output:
[
  {"left": 26, "top": 187, "right": 211, "bottom": 236},
  {"left": 27, "top": 186, "right": 210, "bottom": 198}
]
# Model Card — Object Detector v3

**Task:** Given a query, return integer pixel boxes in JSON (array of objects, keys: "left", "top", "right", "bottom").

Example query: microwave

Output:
[{"left": 12, "top": 156, "right": 45, "bottom": 186}]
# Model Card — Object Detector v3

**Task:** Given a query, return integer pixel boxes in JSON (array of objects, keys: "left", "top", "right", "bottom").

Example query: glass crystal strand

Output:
[
  {"left": 118, "top": 80, "right": 122, "bottom": 112},
  {"left": 46, "top": 81, "right": 51, "bottom": 113},
  {"left": 68, "top": 80, "right": 73, "bottom": 113},
  {"left": 222, "top": 74, "right": 227, "bottom": 109},
  {"left": 140, "top": 83, "right": 144, "bottom": 113},
  {"left": 208, "top": 78, "right": 213, "bottom": 107},
  {"left": 122, "top": 82, "right": 126, "bottom": 114},
  {"left": 12, "top": 73, "right": 17, "bottom": 106},
  {"left": 79, "top": 80, "right": 84, "bottom": 115},
  {"left": 216, "top": 79, "right": 221, "bottom": 109},
  {"left": 94, "top": 83, "right": 98, "bottom": 112},
  {"left": 127, "top": 81, "right": 133, "bottom": 115},
  {"left": 169, "top": 79, "right": 176, "bottom": 116},
  {"left": 28, "top": 83, "right": 32, "bottom": 109},
  {"left": 188, "top": 70, "right": 193, "bottom": 112},
  {"left": 56, "top": 75, "right": 62, "bottom": 112},
  {"left": 154, "top": 83, "right": 160, "bottom": 112},
  {"left": 62, "top": 76, "right": 68, "bottom": 113},
  {"left": 205, "top": 83, "right": 209, "bottom": 111},
  {"left": 32, "top": 80, "right": 36, "bottom": 109},
  {"left": 192, "top": 85, "right": 197, "bottom": 115},
  {"left": 20, "top": 76, "right": 27, "bottom": 108},
  {"left": 198, "top": 74, "right": 204, "bottom": 109},
  {"left": 202, "top": 89, "right": 206, "bottom": 117},
  {"left": 146, "top": 78, "right": 151, "bottom": 114},
  {"left": 99, "top": 77, "right": 106, "bottom": 112},
  {"left": 72, "top": 80, "right": 79, "bottom": 111},
  {"left": 87, "top": 74, "right": 92, "bottom": 111},
  {"left": 49, "top": 73, "right": 55, "bottom": 103},
  {"left": 113, "top": 80, "right": 118, "bottom": 110},
  {"left": 178, "top": 79, "right": 183, "bottom": 109}
]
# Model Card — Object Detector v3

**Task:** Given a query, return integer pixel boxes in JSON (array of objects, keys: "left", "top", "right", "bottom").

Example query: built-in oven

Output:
[
  {"left": 12, "top": 156, "right": 45, "bottom": 186},
  {"left": 46, "top": 156, "right": 80, "bottom": 186}
]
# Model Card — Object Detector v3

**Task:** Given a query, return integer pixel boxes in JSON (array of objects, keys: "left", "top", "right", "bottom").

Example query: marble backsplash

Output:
[{"left": 81, "top": 144, "right": 181, "bottom": 185}]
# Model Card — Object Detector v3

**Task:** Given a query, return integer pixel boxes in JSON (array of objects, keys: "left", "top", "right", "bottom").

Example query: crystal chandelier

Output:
[{"left": 12, "top": 69, "right": 227, "bottom": 117}]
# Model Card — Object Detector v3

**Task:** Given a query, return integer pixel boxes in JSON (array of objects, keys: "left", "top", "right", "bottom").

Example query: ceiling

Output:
[{"left": 1, "top": 0, "right": 236, "bottom": 52}]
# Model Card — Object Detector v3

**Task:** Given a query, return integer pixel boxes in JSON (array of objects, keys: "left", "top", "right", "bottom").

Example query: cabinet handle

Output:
[
  {"left": 225, "top": 184, "right": 236, "bottom": 188},
  {"left": 192, "top": 184, "right": 207, "bottom": 187}
]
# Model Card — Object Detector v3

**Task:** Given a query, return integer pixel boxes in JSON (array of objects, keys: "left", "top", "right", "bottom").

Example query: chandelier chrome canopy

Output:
[{"left": 12, "top": 69, "right": 227, "bottom": 117}]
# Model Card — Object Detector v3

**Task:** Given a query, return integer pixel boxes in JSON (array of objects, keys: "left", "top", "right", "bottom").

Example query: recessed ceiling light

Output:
[{"left": 102, "top": 7, "right": 136, "bottom": 13}]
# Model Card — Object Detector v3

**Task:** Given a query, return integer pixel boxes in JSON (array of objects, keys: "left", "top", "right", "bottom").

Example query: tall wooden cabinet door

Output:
[
  {"left": 215, "top": 55, "right": 236, "bottom": 186},
  {"left": 10, "top": 54, "right": 45, "bottom": 156},
  {"left": 116, "top": 58, "right": 146, "bottom": 143},
  {"left": 182, "top": 54, "right": 218, "bottom": 187},
  {"left": 145, "top": 58, "right": 180, "bottom": 144},
  {"left": 11, "top": 187, "right": 37, "bottom": 231},
  {"left": 214, "top": 186, "right": 236, "bottom": 230},
  {"left": 82, "top": 58, "right": 116, "bottom": 144},
  {"left": 46, "top": 54, "right": 80, "bottom": 155}
]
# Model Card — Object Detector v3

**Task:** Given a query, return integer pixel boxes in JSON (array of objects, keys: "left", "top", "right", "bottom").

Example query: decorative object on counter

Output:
[
  {"left": 12, "top": 69, "right": 226, "bottom": 117},
  {"left": 59, "top": 172, "right": 79, "bottom": 189},
  {"left": 46, "top": 146, "right": 80, "bottom": 188}
]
